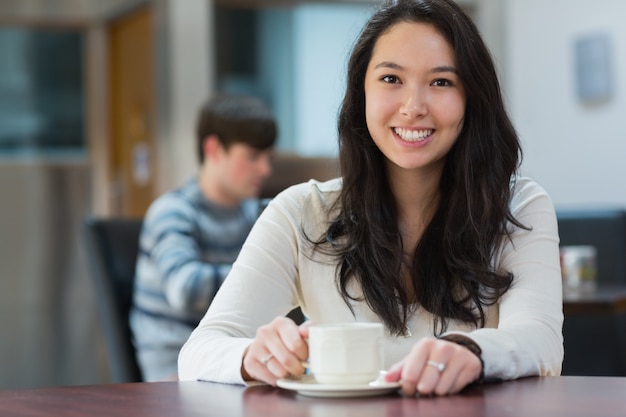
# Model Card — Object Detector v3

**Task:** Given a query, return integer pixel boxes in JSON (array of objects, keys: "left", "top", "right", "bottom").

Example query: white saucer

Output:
[{"left": 276, "top": 372, "right": 401, "bottom": 398}]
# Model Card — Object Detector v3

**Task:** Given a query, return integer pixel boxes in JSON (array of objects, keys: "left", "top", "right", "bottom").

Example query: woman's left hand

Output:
[{"left": 384, "top": 337, "right": 482, "bottom": 396}]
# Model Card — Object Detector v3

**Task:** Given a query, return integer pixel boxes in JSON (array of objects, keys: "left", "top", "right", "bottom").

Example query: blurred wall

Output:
[
  {"left": 0, "top": 0, "right": 212, "bottom": 389},
  {"left": 0, "top": 1, "right": 111, "bottom": 390},
  {"left": 506, "top": 0, "right": 626, "bottom": 209},
  {"left": 0, "top": 162, "right": 106, "bottom": 389}
]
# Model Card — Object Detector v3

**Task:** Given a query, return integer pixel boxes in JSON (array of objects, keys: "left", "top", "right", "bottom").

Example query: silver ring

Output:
[
  {"left": 261, "top": 353, "right": 274, "bottom": 366},
  {"left": 426, "top": 360, "right": 446, "bottom": 373}
]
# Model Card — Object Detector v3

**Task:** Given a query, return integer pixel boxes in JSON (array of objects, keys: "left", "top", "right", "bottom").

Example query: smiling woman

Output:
[{"left": 179, "top": 0, "right": 563, "bottom": 398}]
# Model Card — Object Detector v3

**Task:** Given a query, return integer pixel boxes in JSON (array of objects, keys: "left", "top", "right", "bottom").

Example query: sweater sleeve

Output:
[
  {"left": 140, "top": 195, "right": 229, "bottom": 315},
  {"left": 178, "top": 186, "right": 306, "bottom": 384},
  {"left": 446, "top": 178, "right": 564, "bottom": 380}
]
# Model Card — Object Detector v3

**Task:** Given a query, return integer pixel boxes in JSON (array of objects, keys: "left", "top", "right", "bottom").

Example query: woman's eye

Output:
[
  {"left": 432, "top": 78, "right": 452, "bottom": 87},
  {"left": 382, "top": 75, "right": 400, "bottom": 84}
]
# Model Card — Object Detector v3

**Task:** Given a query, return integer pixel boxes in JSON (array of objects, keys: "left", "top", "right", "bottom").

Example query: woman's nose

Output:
[{"left": 400, "top": 88, "right": 427, "bottom": 118}]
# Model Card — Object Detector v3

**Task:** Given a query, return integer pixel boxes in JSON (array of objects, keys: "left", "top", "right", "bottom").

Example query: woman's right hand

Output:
[{"left": 241, "top": 316, "right": 310, "bottom": 385}]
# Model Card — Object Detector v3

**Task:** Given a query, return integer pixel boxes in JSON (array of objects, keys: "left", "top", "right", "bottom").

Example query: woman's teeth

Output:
[{"left": 394, "top": 128, "right": 433, "bottom": 142}]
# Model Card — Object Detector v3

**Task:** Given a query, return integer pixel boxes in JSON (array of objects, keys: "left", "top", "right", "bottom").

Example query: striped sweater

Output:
[{"left": 130, "top": 178, "right": 263, "bottom": 376}]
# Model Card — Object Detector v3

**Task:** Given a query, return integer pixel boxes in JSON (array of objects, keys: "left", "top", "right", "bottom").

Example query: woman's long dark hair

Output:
[{"left": 315, "top": 0, "right": 525, "bottom": 336}]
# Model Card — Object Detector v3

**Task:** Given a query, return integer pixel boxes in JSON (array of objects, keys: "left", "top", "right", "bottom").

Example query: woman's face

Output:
[{"left": 364, "top": 21, "right": 466, "bottom": 175}]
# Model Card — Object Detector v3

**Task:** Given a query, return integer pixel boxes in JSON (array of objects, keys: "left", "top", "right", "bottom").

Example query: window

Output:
[{"left": 0, "top": 28, "right": 85, "bottom": 156}]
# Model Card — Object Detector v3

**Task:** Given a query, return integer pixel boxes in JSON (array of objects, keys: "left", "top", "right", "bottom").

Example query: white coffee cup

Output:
[
  {"left": 560, "top": 245, "right": 597, "bottom": 292},
  {"left": 307, "top": 322, "right": 383, "bottom": 385}
]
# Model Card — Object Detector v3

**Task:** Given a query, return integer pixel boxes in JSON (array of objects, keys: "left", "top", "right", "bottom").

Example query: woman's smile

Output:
[{"left": 393, "top": 127, "right": 435, "bottom": 143}]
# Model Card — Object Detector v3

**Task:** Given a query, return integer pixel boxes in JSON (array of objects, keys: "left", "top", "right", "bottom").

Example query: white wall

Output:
[{"left": 505, "top": 0, "right": 626, "bottom": 209}]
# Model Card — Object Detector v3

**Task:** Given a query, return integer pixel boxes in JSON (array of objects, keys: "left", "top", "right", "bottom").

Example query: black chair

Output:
[{"left": 83, "top": 216, "right": 144, "bottom": 383}]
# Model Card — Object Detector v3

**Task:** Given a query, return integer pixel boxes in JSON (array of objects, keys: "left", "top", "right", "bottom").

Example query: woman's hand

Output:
[
  {"left": 384, "top": 337, "right": 483, "bottom": 396},
  {"left": 241, "top": 317, "right": 310, "bottom": 385}
]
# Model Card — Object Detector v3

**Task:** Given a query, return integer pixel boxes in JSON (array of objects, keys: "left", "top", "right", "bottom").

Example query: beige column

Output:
[{"left": 155, "top": 0, "right": 215, "bottom": 193}]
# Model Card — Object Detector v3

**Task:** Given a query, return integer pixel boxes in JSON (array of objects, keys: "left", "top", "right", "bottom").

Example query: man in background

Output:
[{"left": 130, "top": 94, "right": 277, "bottom": 381}]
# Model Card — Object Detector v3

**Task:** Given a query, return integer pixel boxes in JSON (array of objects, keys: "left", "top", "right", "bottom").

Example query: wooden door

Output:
[{"left": 107, "top": 6, "right": 156, "bottom": 218}]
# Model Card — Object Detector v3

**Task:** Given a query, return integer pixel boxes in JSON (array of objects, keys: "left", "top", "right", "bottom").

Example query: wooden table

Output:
[{"left": 1, "top": 376, "right": 625, "bottom": 417}]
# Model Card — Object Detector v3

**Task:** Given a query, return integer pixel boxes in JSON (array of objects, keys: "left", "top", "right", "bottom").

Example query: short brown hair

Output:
[{"left": 196, "top": 94, "right": 277, "bottom": 163}]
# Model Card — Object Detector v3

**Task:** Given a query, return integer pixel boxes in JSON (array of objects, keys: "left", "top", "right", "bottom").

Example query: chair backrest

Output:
[
  {"left": 83, "top": 216, "right": 144, "bottom": 383},
  {"left": 259, "top": 153, "right": 340, "bottom": 199}
]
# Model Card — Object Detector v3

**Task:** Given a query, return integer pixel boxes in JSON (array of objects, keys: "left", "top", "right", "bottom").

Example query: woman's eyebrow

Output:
[
  {"left": 374, "top": 61, "right": 403, "bottom": 70},
  {"left": 373, "top": 61, "right": 458, "bottom": 75},
  {"left": 431, "top": 65, "right": 458, "bottom": 74}
]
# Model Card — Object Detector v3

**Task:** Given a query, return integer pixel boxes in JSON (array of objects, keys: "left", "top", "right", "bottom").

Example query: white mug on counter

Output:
[
  {"left": 307, "top": 322, "right": 383, "bottom": 385},
  {"left": 560, "top": 245, "right": 597, "bottom": 292}
]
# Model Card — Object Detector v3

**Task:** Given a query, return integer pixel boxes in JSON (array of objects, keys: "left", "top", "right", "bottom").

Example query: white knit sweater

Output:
[{"left": 178, "top": 177, "right": 564, "bottom": 384}]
